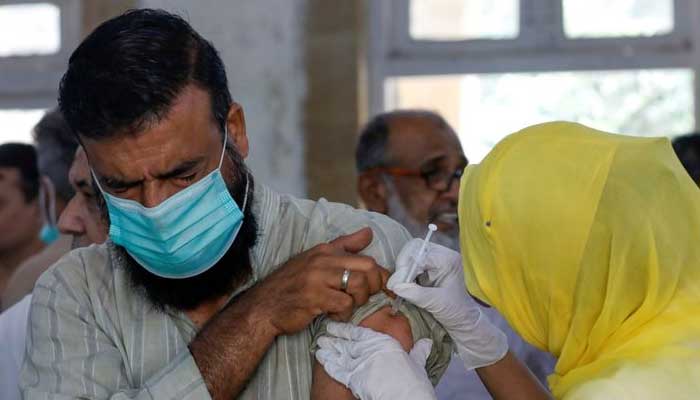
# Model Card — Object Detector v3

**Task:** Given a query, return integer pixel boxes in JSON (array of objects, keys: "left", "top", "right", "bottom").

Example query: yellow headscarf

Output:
[{"left": 459, "top": 122, "right": 700, "bottom": 399}]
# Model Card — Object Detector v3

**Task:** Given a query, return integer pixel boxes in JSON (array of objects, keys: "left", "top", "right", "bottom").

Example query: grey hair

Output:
[
  {"left": 355, "top": 109, "right": 450, "bottom": 173},
  {"left": 33, "top": 108, "right": 79, "bottom": 202}
]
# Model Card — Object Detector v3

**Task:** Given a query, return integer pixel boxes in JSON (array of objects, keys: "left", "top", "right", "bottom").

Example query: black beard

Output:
[{"left": 101, "top": 145, "right": 259, "bottom": 311}]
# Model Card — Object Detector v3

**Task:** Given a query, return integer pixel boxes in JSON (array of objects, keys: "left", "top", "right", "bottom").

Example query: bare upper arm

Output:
[
  {"left": 357, "top": 305, "right": 413, "bottom": 350},
  {"left": 311, "top": 306, "right": 413, "bottom": 399}
]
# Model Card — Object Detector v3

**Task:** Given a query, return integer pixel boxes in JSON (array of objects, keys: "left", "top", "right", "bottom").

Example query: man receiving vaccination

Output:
[{"left": 21, "top": 9, "right": 453, "bottom": 400}]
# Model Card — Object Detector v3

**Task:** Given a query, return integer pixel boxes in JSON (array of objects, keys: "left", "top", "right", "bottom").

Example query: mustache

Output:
[{"left": 429, "top": 210, "right": 458, "bottom": 225}]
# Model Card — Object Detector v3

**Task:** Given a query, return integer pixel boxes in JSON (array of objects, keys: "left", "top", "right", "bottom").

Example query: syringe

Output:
[{"left": 391, "top": 224, "right": 438, "bottom": 315}]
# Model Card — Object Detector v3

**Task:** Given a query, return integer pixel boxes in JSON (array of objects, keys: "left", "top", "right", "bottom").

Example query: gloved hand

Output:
[
  {"left": 316, "top": 321, "right": 437, "bottom": 400},
  {"left": 387, "top": 239, "right": 508, "bottom": 370}
]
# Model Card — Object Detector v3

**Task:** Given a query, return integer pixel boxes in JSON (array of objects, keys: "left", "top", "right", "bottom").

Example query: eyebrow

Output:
[{"left": 100, "top": 157, "right": 206, "bottom": 189}]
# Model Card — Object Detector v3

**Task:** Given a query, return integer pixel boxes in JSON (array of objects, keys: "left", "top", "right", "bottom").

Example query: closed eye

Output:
[{"left": 178, "top": 174, "right": 197, "bottom": 183}]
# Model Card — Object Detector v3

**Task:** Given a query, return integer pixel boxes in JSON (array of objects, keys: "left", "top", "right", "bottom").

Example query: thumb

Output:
[
  {"left": 315, "top": 349, "right": 351, "bottom": 386},
  {"left": 409, "top": 338, "right": 433, "bottom": 368},
  {"left": 330, "top": 227, "right": 373, "bottom": 254}
]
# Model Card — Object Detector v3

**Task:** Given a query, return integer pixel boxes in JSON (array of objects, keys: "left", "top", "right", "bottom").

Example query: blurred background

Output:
[{"left": 0, "top": 0, "right": 697, "bottom": 204}]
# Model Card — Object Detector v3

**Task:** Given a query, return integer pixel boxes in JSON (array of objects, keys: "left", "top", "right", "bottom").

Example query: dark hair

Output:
[
  {"left": 33, "top": 109, "right": 78, "bottom": 201},
  {"left": 672, "top": 132, "right": 700, "bottom": 183},
  {"left": 59, "top": 8, "right": 232, "bottom": 139},
  {"left": 0, "top": 142, "right": 40, "bottom": 201},
  {"left": 355, "top": 109, "right": 450, "bottom": 173}
]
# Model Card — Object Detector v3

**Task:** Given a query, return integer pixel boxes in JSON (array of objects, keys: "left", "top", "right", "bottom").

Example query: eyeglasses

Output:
[{"left": 366, "top": 165, "right": 465, "bottom": 193}]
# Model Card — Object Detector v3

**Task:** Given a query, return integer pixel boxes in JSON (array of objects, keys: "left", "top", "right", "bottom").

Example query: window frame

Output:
[
  {"left": 368, "top": 0, "right": 700, "bottom": 125},
  {"left": 0, "top": 0, "right": 81, "bottom": 109}
]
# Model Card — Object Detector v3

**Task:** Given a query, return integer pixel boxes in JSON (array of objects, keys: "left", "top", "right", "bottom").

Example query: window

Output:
[
  {"left": 0, "top": 109, "right": 47, "bottom": 143},
  {"left": 0, "top": 0, "right": 81, "bottom": 144},
  {"left": 369, "top": 0, "right": 698, "bottom": 162},
  {"left": 0, "top": 3, "right": 61, "bottom": 57},
  {"left": 387, "top": 69, "right": 693, "bottom": 162},
  {"left": 563, "top": 0, "right": 674, "bottom": 38},
  {"left": 410, "top": 0, "right": 518, "bottom": 41}
]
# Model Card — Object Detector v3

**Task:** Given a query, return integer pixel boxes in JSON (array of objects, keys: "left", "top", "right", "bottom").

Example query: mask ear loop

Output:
[
  {"left": 221, "top": 125, "right": 250, "bottom": 213},
  {"left": 218, "top": 125, "right": 229, "bottom": 169},
  {"left": 240, "top": 173, "right": 250, "bottom": 212},
  {"left": 90, "top": 169, "right": 107, "bottom": 195}
]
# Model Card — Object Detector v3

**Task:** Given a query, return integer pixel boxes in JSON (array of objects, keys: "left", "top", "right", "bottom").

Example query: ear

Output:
[
  {"left": 357, "top": 173, "right": 388, "bottom": 214},
  {"left": 226, "top": 102, "right": 249, "bottom": 158}
]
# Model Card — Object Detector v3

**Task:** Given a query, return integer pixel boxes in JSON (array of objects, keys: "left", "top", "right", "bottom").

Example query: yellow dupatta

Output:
[{"left": 458, "top": 122, "right": 700, "bottom": 399}]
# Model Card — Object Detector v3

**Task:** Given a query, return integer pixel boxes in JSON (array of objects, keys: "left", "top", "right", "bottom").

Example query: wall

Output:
[
  {"left": 140, "top": 0, "right": 308, "bottom": 197},
  {"left": 304, "top": 0, "right": 366, "bottom": 205}
]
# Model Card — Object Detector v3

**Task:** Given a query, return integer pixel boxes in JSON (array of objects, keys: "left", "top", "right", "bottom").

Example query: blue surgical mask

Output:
[
  {"left": 93, "top": 131, "right": 248, "bottom": 279},
  {"left": 40, "top": 224, "right": 60, "bottom": 244}
]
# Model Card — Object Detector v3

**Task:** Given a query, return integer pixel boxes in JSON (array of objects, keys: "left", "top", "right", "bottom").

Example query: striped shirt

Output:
[{"left": 21, "top": 184, "right": 452, "bottom": 399}]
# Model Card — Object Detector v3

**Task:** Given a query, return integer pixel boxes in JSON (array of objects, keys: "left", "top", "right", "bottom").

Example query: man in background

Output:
[
  {"left": 0, "top": 146, "right": 107, "bottom": 400},
  {"left": 0, "top": 143, "right": 45, "bottom": 304},
  {"left": 356, "top": 110, "right": 556, "bottom": 399},
  {"left": 56, "top": 147, "right": 108, "bottom": 247},
  {"left": 1, "top": 109, "right": 79, "bottom": 310}
]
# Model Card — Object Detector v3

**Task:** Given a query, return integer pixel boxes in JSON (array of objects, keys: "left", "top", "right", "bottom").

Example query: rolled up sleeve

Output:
[{"left": 309, "top": 207, "right": 454, "bottom": 384}]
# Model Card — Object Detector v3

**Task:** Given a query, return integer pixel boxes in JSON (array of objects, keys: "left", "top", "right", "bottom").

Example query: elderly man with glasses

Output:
[{"left": 355, "top": 109, "right": 555, "bottom": 400}]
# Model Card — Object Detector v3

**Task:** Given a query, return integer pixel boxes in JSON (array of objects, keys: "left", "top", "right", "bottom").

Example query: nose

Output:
[
  {"left": 57, "top": 196, "right": 87, "bottom": 236},
  {"left": 141, "top": 180, "right": 174, "bottom": 208},
  {"left": 439, "top": 176, "right": 460, "bottom": 204}
]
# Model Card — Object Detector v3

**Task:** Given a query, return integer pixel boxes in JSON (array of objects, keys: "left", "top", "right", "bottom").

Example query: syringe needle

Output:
[{"left": 391, "top": 224, "right": 437, "bottom": 315}]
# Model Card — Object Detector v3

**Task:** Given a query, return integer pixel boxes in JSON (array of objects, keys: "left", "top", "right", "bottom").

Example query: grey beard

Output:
[{"left": 384, "top": 184, "right": 460, "bottom": 251}]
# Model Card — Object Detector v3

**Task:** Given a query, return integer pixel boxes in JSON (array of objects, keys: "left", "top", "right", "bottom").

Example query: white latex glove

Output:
[
  {"left": 387, "top": 239, "right": 508, "bottom": 370},
  {"left": 316, "top": 321, "right": 437, "bottom": 400}
]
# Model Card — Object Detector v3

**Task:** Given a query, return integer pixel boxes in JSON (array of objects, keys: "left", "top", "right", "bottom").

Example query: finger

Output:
[
  {"left": 378, "top": 267, "right": 390, "bottom": 293},
  {"left": 321, "top": 253, "right": 382, "bottom": 274},
  {"left": 388, "top": 254, "right": 430, "bottom": 290},
  {"left": 319, "top": 288, "right": 355, "bottom": 317},
  {"left": 315, "top": 348, "right": 337, "bottom": 366},
  {"left": 334, "top": 255, "right": 386, "bottom": 294},
  {"left": 329, "top": 227, "right": 373, "bottom": 254},
  {"left": 346, "top": 333, "right": 395, "bottom": 357},
  {"left": 393, "top": 239, "right": 464, "bottom": 287},
  {"left": 318, "top": 335, "right": 348, "bottom": 357},
  {"left": 382, "top": 286, "right": 397, "bottom": 299},
  {"left": 395, "top": 239, "right": 424, "bottom": 271},
  {"left": 324, "top": 288, "right": 355, "bottom": 322},
  {"left": 362, "top": 266, "right": 388, "bottom": 296},
  {"left": 327, "top": 308, "right": 354, "bottom": 322},
  {"left": 409, "top": 338, "right": 433, "bottom": 367},
  {"left": 317, "top": 336, "right": 341, "bottom": 353},
  {"left": 325, "top": 321, "right": 356, "bottom": 339},
  {"left": 386, "top": 270, "right": 405, "bottom": 292},
  {"left": 345, "top": 273, "right": 370, "bottom": 307},
  {"left": 315, "top": 350, "right": 351, "bottom": 386},
  {"left": 327, "top": 321, "right": 374, "bottom": 342},
  {"left": 379, "top": 268, "right": 394, "bottom": 298},
  {"left": 319, "top": 256, "right": 386, "bottom": 296}
]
